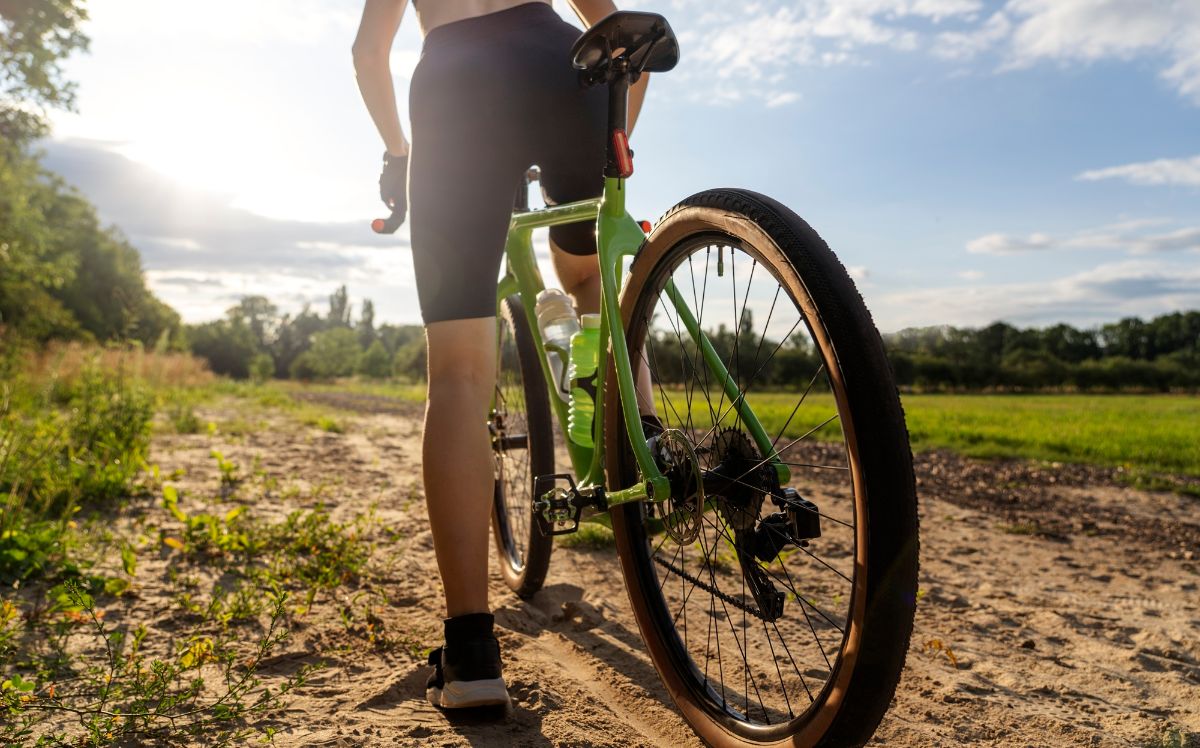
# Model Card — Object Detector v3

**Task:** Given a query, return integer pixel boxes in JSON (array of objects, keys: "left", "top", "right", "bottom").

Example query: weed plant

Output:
[
  {"left": 0, "top": 346, "right": 359, "bottom": 745},
  {"left": 1, "top": 582, "right": 313, "bottom": 746}
]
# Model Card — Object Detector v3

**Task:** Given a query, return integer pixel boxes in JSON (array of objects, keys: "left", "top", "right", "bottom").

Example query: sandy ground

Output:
[{"left": 147, "top": 393, "right": 1200, "bottom": 747}]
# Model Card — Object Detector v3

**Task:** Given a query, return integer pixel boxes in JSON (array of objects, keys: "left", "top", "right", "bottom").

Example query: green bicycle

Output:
[{"left": 392, "top": 11, "right": 920, "bottom": 748}]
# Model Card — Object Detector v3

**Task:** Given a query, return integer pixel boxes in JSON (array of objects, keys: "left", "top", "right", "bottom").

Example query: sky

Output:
[{"left": 41, "top": 0, "right": 1200, "bottom": 332}]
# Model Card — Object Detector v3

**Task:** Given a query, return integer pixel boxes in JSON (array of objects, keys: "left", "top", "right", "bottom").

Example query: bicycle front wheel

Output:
[
  {"left": 492, "top": 295, "right": 555, "bottom": 598},
  {"left": 606, "top": 190, "right": 919, "bottom": 747}
]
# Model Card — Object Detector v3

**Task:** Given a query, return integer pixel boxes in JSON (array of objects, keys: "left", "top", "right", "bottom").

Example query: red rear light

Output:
[
  {"left": 612, "top": 128, "right": 634, "bottom": 178},
  {"left": 639, "top": 220, "right": 652, "bottom": 234}
]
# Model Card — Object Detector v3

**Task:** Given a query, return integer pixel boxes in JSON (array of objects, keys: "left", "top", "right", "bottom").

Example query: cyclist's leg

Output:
[
  {"left": 407, "top": 11, "right": 530, "bottom": 687},
  {"left": 422, "top": 317, "right": 497, "bottom": 618},
  {"left": 549, "top": 240, "right": 600, "bottom": 314}
]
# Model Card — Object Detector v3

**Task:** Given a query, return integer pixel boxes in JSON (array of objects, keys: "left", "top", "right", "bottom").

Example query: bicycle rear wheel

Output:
[
  {"left": 492, "top": 295, "right": 555, "bottom": 598},
  {"left": 606, "top": 190, "right": 918, "bottom": 747}
]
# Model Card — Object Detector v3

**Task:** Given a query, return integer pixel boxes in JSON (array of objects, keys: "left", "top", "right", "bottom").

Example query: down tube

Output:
[{"left": 662, "top": 278, "right": 791, "bottom": 485}]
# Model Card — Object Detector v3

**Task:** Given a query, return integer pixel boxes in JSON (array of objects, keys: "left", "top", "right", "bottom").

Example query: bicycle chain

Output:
[{"left": 653, "top": 554, "right": 769, "bottom": 622}]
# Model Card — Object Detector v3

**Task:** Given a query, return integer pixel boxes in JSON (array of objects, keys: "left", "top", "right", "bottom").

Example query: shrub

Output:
[
  {"left": 249, "top": 353, "right": 275, "bottom": 383},
  {"left": 357, "top": 340, "right": 391, "bottom": 379}
]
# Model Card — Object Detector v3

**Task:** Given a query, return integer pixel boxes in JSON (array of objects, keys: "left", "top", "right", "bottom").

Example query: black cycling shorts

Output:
[{"left": 408, "top": 2, "right": 606, "bottom": 324}]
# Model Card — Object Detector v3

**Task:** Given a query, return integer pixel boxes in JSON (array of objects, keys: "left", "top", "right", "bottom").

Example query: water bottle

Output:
[
  {"left": 535, "top": 289, "right": 579, "bottom": 401},
  {"left": 567, "top": 313, "right": 601, "bottom": 448}
]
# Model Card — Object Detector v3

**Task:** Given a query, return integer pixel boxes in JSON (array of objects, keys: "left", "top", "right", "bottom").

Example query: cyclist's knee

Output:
[{"left": 425, "top": 317, "right": 497, "bottom": 396}]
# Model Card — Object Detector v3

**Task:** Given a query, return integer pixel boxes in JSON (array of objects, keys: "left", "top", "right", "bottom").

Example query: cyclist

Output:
[{"left": 352, "top": 0, "right": 648, "bottom": 710}]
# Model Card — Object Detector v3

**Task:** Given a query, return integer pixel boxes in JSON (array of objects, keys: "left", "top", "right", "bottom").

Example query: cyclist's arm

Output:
[
  {"left": 566, "top": 0, "right": 649, "bottom": 135},
  {"left": 353, "top": 0, "right": 410, "bottom": 156}
]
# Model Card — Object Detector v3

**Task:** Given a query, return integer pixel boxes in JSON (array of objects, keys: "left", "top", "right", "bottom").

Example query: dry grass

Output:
[{"left": 22, "top": 342, "right": 214, "bottom": 389}]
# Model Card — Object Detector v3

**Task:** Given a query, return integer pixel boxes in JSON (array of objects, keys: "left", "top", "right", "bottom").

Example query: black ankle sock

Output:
[{"left": 444, "top": 613, "right": 495, "bottom": 646}]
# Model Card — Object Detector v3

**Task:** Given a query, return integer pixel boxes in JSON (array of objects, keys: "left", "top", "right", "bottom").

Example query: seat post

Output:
[{"left": 604, "top": 59, "right": 632, "bottom": 179}]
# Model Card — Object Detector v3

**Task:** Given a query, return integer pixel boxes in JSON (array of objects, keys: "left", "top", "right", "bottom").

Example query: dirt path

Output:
[{"left": 153, "top": 394, "right": 1199, "bottom": 747}]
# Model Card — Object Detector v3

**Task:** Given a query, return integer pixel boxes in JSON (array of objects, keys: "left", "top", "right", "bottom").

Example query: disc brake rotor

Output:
[{"left": 653, "top": 428, "right": 704, "bottom": 545}]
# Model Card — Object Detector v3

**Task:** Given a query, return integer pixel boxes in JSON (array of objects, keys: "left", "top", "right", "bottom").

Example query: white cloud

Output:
[
  {"left": 43, "top": 139, "right": 422, "bottom": 324},
  {"left": 1077, "top": 155, "right": 1200, "bottom": 187},
  {"left": 876, "top": 259, "right": 1200, "bottom": 329},
  {"left": 966, "top": 231, "right": 1053, "bottom": 254},
  {"left": 934, "top": 11, "right": 1012, "bottom": 60},
  {"left": 978, "top": 1, "right": 1200, "bottom": 102},
  {"left": 966, "top": 220, "right": 1200, "bottom": 255},
  {"left": 765, "top": 91, "right": 801, "bottom": 108},
  {"left": 663, "top": 0, "right": 986, "bottom": 105}
]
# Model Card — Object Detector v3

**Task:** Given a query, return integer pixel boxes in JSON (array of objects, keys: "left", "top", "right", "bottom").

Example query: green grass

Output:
[
  {"left": 900, "top": 394, "right": 1200, "bottom": 476},
  {"left": 656, "top": 390, "right": 1200, "bottom": 477}
]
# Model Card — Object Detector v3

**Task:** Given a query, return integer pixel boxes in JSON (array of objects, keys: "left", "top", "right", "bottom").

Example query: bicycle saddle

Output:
[{"left": 571, "top": 11, "right": 679, "bottom": 84}]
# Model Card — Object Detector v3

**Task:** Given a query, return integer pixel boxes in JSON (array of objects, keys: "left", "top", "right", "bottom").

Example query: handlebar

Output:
[{"left": 371, "top": 208, "right": 405, "bottom": 235}]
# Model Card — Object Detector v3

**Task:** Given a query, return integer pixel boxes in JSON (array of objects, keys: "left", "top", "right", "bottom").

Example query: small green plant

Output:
[
  {"left": 161, "top": 485, "right": 256, "bottom": 559},
  {"left": 998, "top": 522, "right": 1042, "bottom": 536},
  {"left": 557, "top": 523, "right": 615, "bottom": 550},
  {"left": 314, "top": 416, "right": 343, "bottom": 433},
  {"left": 169, "top": 402, "right": 202, "bottom": 434},
  {"left": 1, "top": 581, "right": 316, "bottom": 746},
  {"left": 209, "top": 449, "right": 241, "bottom": 498}
]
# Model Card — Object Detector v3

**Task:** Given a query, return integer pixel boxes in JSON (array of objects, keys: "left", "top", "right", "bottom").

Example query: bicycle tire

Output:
[
  {"left": 492, "top": 294, "right": 555, "bottom": 598},
  {"left": 605, "top": 189, "right": 919, "bottom": 747}
]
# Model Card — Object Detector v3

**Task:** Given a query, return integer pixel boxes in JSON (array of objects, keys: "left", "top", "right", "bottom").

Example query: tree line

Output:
[
  {"left": 190, "top": 289, "right": 1198, "bottom": 393},
  {"left": 186, "top": 287, "right": 427, "bottom": 381},
  {"left": 883, "top": 314, "right": 1200, "bottom": 391},
  {"left": 1, "top": 0, "right": 179, "bottom": 350}
]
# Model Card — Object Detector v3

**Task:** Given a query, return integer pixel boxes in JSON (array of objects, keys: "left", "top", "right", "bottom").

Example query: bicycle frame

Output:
[{"left": 495, "top": 176, "right": 789, "bottom": 510}]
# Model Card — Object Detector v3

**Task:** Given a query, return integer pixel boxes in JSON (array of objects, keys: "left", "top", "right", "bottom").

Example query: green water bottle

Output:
[{"left": 567, "top": 313, "right": 601, "bottom": 448}]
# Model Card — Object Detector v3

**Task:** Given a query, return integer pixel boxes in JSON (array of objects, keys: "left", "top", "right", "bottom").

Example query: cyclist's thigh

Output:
[
  {"left": 531, "top": 27, "right": 607, "bottom": 256},
  {"left": 408, "top": 48, "right": 529, "bottom": 324}
]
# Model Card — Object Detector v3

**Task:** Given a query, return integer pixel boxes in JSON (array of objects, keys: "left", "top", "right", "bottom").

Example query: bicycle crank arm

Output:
[{"left": 493, "top": 434, "right": 529, "bottom": 451}]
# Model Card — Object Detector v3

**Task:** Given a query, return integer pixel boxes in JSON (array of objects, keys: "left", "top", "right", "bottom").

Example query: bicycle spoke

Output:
[{"left": 625, "top": 234, "right": 870, "bottom": 733}]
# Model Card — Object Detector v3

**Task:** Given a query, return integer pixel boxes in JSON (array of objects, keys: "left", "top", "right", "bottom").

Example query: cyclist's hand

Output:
[{"left": 379, "top": 150, "right": 408, "bottom": 226}]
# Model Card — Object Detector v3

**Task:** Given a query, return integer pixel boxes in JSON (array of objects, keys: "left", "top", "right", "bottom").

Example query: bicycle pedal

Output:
[{"left": 532, "top": 474, "right": 584, "bottom": 537}]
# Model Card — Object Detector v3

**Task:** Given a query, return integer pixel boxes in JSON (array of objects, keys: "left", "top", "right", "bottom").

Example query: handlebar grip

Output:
[{"left": 371, "top": 210, "right": 404, "bottom": 235}]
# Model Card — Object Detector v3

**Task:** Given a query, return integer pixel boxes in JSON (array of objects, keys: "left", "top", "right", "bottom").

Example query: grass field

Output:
[
  {"left": 898, "top": 394, "right": 1200, "bottom": 476},
  {"left": 323, "top": 379, "right": 1200, "bottom": 477},
  {"left": 681, "top": 391, "right": 1200, "bottom": 477}
]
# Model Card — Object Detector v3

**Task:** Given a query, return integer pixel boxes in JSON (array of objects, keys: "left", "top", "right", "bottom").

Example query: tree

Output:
[
  {"left": 357, "top": 340, "right": 391, "bottom": 379},
  {"left": 1, "top": 1, "right": 181, "bottom": 347},
  {"left": 306, "top": 327, "right": 361, "bottom": 379},
  {"left": 1, "top": 0, "right": 90, "bottom": 143},
  {"left": 187, "top": 318, "right": 258, "bottom": 379},
  {"left": 249, "top": 353, "right": 275, "bottom": 383},
  {"left": 1, "top": 151, "right": 179, "bottom": 344},
  {"left": 270, "top": 304, "right": 323, "bottom": 377},
  {"left": 227, "top": 296, "right": 278, "bottom": 350},
  {"left": 328, "top": 285, "right": 351, "bottom": 328},
  {"left": 358, "top": 298, "right": 377, "bottom": 348}
]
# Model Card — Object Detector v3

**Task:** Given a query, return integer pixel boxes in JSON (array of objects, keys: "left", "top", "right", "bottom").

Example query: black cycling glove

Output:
[{"left": 379, "top": 150, "right": 409, "bottom": 226}]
